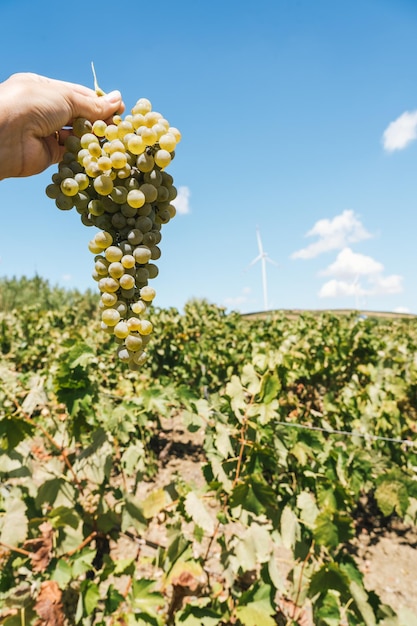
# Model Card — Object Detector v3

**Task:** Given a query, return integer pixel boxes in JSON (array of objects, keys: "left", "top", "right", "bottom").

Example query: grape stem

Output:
[{"left": 91, "top": 61, "right": 105, "bottom": 97}]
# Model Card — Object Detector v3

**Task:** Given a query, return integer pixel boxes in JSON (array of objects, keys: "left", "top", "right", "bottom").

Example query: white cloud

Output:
[
  {"left": 394, "top": 306, "right": 411, "bottom": 314},
  {"left": 172, "top": 185, "right": 191, "bottom": 215},
  {"left": 383, "top": 110, "right": 417, "bottom": 152},
  {"left": 223, "top": 287, "right": 252, "bottom": 309},
  {"left": 61, "top": 274, "right": 72, "bottom": 282},
  {"left": 319, "top": 279, "right": 366, "bottom": 299},
  {"left": 291, "top": 210, "right": 372, "bottom": 260},
  {"left": 320, "top": 247, "right": 383, "bottom": 280},
  {"left": 318, "top": 248, "right": 403, "bottom": 299},
  {"left": 371, "top": 274, "right": 403, "bottom": 295}
]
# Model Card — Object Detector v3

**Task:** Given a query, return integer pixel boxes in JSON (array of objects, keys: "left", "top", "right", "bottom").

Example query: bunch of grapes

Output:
[{"left": 46, "top": 97, "right": 180, "bottom": 371}]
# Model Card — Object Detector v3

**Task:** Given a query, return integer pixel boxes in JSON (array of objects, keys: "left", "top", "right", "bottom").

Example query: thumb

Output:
[{"left": 69, "top": 89, "right": 124, "bottom": 123}]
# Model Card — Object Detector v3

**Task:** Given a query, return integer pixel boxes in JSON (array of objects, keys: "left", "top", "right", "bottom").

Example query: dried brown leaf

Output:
[
  {"left": 24, "top": 521, "right": 54, "bottom": 573},
  {"left": 34, "top": 580, "right": 65, "bottom": 626}
]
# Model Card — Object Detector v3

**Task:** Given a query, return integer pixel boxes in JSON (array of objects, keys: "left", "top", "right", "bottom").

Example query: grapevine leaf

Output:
[
  {"left": 297, "top": 491, "right": 319, "bottom": 527},
  {"left": 349, "top": 580, "right": 377, "bottom": 626},
  {"left": 215, "top": 422, "right": 234, "bottom": 459},
  {"left": 123, "top": 494, "right": 147, "bottom": 532},
  {"left": 236, "top": 583, "right": 276, "bottom": 626},
  {"left": 314, "top": 590, "right": 341, "bottom": 626},
  {"left": 82, "top": 580, "right": 100, "bottom": 615},
  {"left": 184, "top": 491, "right": 215, "bottom": 534},
  {"left": 374, "top": 479, "right": 409, "bottom": 517},
  {"left": 0, "top": 495, "right": 28, "bottom": 546},
  {"left": 176, "top": 604, "right": 222, "bottom": 624},
  {"left": 105, "top": 586, "right": 125, "bottom": 613},
  {"left": 225, "top": 375, "right": 246, "bottom": 418},
  {"left": 235, "top": 523, "right": 272, "bottom": 571},
  {"left": 309, "top": 562, "right": 350, "bottom": 598},
  {"left": 143, "top": 488, "right": 170, "bottom": 519},
  {"left": 131, "top": 578, "right": 164, "bottom": 613},
  {"left": 51, "top": 559, "right": 72, "bottom": 588},
  {"left": 241, "top": 363, "right": 260, "bottom": 395},
  {"left": 259, "top": 372, "right": 281, "bottom": 404},
  {"left": 280, "top": 505, "right": 300, "bottom": 550}
]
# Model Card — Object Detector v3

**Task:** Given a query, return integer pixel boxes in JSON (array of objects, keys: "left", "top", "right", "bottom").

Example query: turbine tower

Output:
[{"left": 248, "top": 228, "right": 278, "bottom": 311}]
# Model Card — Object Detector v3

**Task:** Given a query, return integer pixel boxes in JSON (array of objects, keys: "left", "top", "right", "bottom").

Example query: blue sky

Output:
[{"left": 1, "top": 0, "right": 417, "bottom": 314}]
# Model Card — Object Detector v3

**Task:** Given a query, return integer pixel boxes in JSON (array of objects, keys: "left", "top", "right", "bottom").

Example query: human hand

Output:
[{"left": 0, "top": 72, "right": 125, "bottom": 179}]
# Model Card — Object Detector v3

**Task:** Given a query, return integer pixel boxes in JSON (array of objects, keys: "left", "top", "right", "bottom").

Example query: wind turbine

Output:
[{"left": 247, "top": 228, "right": 278, "bottom": 311}]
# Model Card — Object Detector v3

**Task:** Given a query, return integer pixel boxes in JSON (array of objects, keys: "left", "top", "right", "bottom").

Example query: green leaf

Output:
[
  {"left": 123, "top": 494, "right": 147, "bottom": 532},
  {"left": 0, "top": 495, "right": 27, "bottom": 546},
  {"left": 235, "top": 584, "right": 276, "bottom": 626},
  {"left": 225, "top": 375, "right": 246, "bottom": 418},
  {"left": 280, "top": 505, "right": 300, "bottom": 550},
  {"left": 131, "top": 578, "right": 164, "bottom": 614},
  {"left": 143, "top": 488, "right": 170, "bottom": 519},
  {"left": 105, "top": 585, "right": 125, "bottom": 613},
  {"left": 235, "top": 523, "right": 272, "bottom": 571},
  {"left": 297, "top": 491, "right": 319, "bottom": 528},
  {"left": 176, "top": 604, "right": 222, "bottom": 625},
  {"left": 51, "top": 559, "right": 72, "bottom": 588},
  {"left": 349, "top": 580, "right": 376, "bottom": 626},
  {"left": 184, "top": 491, "right": 215, "bottom": 534},
  {"left": 241, "top": 363, "right": 260, "bottom": 395},
  {"left": 309, "top": 562, "right": 350, "bottom": 598},
  {"left": 83, "top": 580, "right": 100, "bottom": 615},
  {"left": 314, "top": 590, "right": 341, "bottom": 626},
  {"left": 375, "top": 479, "right": 409, "bottom": 517},
  {"left": 259, "top": 372, "right": 281, "bottom": 404}
]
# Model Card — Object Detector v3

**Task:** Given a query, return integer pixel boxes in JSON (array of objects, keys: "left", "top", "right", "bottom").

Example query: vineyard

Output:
[{"left": 1, "top": 276, "right": 417, "bottom": 625}]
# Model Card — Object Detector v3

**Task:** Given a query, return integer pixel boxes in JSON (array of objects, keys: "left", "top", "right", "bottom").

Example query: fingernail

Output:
[{"left": 103, "top": 90, "right": 122, "bottom": 103}]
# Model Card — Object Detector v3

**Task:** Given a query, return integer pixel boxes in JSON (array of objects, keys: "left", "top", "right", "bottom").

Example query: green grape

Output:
[
  {"left": 127, "top": 134, "right": 145, "bottom": 155},
  {"left": 74, "top": 173, "right": 90, "bottom": 190},
  {"left": 135, "top": 216, "right": 153, "bottom": 233},
  {"left": 147, "top": 263, "right": 159, "bottom": 279},
  {"left": 127, "top": 229, "right": 143, "bottom": 246},
  {"left": 127, "top": 189, "right": 146, "bottom": 209},
  {"left": 150, "top": 245, "right": 161, "bottom": 260},
  {"left": 111, "top": 151, "right": 128, "bottom": 169},
  {"left": 98, "top": 277, "right": 119, "bottom": 293},
  {"left": 158, "top": 133, "right": 177, "bottom": 152},
  {"left": 102, "top": 308, "right": 121, "bottom": 326},
  {"left": 125, "top": 334, "right": 143, "bottom": 352},
  {"left": 55, "top": 193, "right": 74, "bottom": 210},
  {"left": 119, "top": 274, "right": 135, "bottom": 290},
  {"left": 131, "top": 300, "right": 147, "bottom": 315},
  {"left": 108, "top": 262, "right": 124, "bottom": 279},
  {"left": 45, "top": 183, "right": 60, "bottom": 199},
  {"left": 133, "top": 245, "right": 151, "bottom": 264},
  {"left": 154, "top": 149, "right": 172, "bottom": 169},
  {"left": 139, "top": 183, "right": 158, "bottom": 203},
  {"left": 65, "top": 135, "right": 82, "bottom": 154},
  {"left": 46, "top": 90, "right": 181, "bottom": 370},
  {"left": 132, "top": 98, "right": 152, "bottom": 115},
  {"left": 113, "top": 321, "right": 130, "bottom": 339},
  {"left": 132, "top": 350, "right": 148, "bottom": 366},
  {"left": 136, "top": 152, "right": 154, "bottom": 172},
  {"left": 140, "top": 286, "right": 156, "bottom": 302},
  {"left": 110, "top": 186, "right": 128, "bottom": 205},
  {"left": 117, "top": 346, "right": 131, "bottom": 362},
  {"left": 94, "top": 175, "right": 114, "bottom": 196},
  {"left": 105, "top": 246, "right": 123, "bottom": 262},
  {"left": 92, "top": 119, "right": 107, "bottom": 137},
  {"left": 73, "top": 117, "right": 93, "bottom": 137},
  {"left": 101, "top": 292, "right": 118, "bottom": 307},
  {"left": 121, "top": 254, "right": 135, "bottom": 269},
  {"left": 138, "top": 319, "right": 153, "bottom": 335},
  {"left": 94, "top": 231, "right": 113, "bottom": 248}
]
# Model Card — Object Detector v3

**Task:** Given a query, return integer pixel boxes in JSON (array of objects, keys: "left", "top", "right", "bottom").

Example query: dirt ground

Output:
[{"left": 126, "top": 415, "right": 417, "bottom": 624}]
